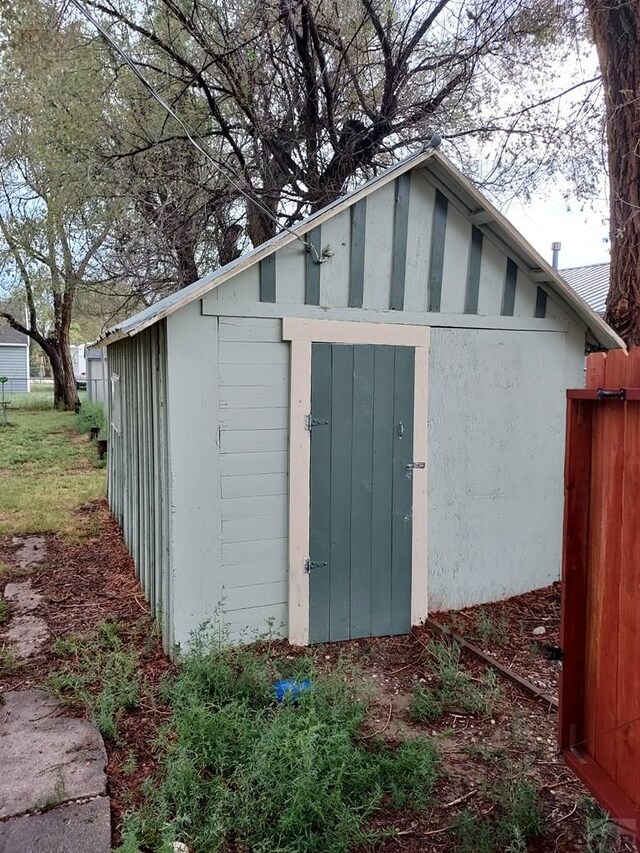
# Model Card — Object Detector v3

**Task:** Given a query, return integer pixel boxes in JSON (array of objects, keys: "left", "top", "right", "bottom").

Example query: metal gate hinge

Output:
[
  {"left": 304, "top": 557, "right": 328, "bottom": 573},
  {"left": 406, "top": 461, "right": 426, "bottom": 470},
  {"left": 305, "top": 414, "right": 330, "bottom": 430}
]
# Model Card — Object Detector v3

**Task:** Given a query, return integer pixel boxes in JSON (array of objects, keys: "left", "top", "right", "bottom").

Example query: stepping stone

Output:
[
  {"left": 0, "top": 796, "right": 110, "bottom": 853},
  {"left": 4, "top": 615, "right": 48, "bottom": 659},
  {"left": 10, "top": 536, "right": 47, "bottom": 569},
  {"left": 0, "top": 691, "right": 107, "bottom": 819},
  {"left": 3, "top": 580, "right": 43, "bottom": 614}
]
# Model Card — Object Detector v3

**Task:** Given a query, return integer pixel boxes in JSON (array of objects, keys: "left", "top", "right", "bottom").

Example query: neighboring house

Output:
[
  {"left": 560, "top": 263, "right": 609, "bottom": 317},
  {"left": 0, "top": 320, "right": 29, "bottom": 393},
  {"left": 100, "top": 148, "right": 622, "bottom": 654},
  {"left": 86, "top": 346, "right": 108, "bottom": 404}
]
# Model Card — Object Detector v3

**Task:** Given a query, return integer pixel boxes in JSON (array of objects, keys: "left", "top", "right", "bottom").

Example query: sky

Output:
[{"left": 506, "top": 189, "right": 610, "bottom": 271}]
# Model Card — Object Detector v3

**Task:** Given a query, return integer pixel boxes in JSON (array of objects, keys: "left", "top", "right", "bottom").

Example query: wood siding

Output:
[
  {"left": 204, "top": 169, "right": 572, "bottom": 330},
  {"left": 219, "top": 317, "right": 289, "bottom": 642},
  {"left": 0, "top": 345, "right": 29, "bottom": 393},
  {"left": 107, "top": 323, "right": 171, "bottom": 650}
]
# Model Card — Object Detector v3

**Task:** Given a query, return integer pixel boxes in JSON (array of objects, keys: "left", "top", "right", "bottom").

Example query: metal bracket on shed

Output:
[
  {"left": 305, "top": 414, "right": 329, "bottom": 430},
  {"left": 304, "top": 557, "right": 328, "bottom": 573},
  {"left": 406, "top": 461, "right": 426, "bottom": 470}
]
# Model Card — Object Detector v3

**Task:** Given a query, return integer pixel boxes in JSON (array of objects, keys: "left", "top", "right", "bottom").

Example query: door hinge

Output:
[
  {"left": 406, "top": 461, "right": 426, "bottom": 470},
  {"left": 305, "top": 414, "right": 330, "bottom": 430},
  {"left": 304, "top": 557, "right": 328, "bottom": 573}
]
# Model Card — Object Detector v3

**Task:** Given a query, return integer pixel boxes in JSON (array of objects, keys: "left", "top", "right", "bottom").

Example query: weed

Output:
[
  {"left": 0, "top": 563, "right": 9, "bottom": 578},
  {"left": 463, "top": 742, "right": 509, "bottom": 763},
  {"left": 409, "top": 683, "right": 444, "bottom": 722},
  {"left": 455, "top": 777, "right": 543, "bottom": 852},
  {"left": 0, "top": 645, "right": 21, "bottom": 676},
  {"left": 122, "top": 752, "right": 138, "bottom": 776},
  {"left": 35, "top": 774, "right": 67, "bottom": 812},
  {"left": 45, "top": 620, "right": 141, "bottom": 741},
  {"left": 582, "top": 798, "right": 622, "bottom": 852},
  {"left": 76, "top": 401, "right": 105, "bottom": 435},
  {"left": 473, "top": 608, "right": 509, "bottom": 646},
  {"left": 115, "top": 635, "right": 440, "bottom": 853},
  {"left": 0, "top": 599, "right": 9, "bottom": 627},
  {"left": 416, "top": 639, "right": 504, "bottom": 719}
]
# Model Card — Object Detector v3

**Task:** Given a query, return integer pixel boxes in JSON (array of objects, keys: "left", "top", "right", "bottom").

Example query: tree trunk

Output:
[
  {"left": 586, "top": 1, "right": 640, "bottom": 345},
  {"left": 43, "top": 340, "right": 79, "bottom": 412}
]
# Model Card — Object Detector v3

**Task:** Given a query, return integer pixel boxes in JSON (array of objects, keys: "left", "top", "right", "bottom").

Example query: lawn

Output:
[{"left": 0, "top": 403, "right": 106, "bottom": 538}]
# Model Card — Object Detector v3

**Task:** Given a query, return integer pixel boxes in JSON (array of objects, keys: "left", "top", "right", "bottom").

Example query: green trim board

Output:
[
  {"left": 428, "top": 190, "right": 448, "bottom": 312},
  {"left": 464, "top": 226, "right": 483, "bottom": 314},
  {"left": 535, "top": 286, "right": 548, "bottom": 319},
  {"left": 349, "top": 199, "right": 367, "bottom": 308},
  {"left": 390, "top": 174, "right": 412, "bottom": 310},
  {"left": 308, "top": 342, "right": 414, "bottom": 643},
  {"left": 259, "top": 255, "right": 276, "bottom": 302},
  {"left": 502, "top": 258, "right": 518, "bottom": 316}
]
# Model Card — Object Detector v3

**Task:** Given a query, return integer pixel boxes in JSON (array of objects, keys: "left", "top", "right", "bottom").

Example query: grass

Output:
[
  {"left": 0, "top": 599, "right": 9, "bottom": 627},
  {"left": 115, "top": 633, "right": 440, "bottom": 853},
  {"left": 0, "top": 408, "right": 105, "bottom": 538},
  {"left": 409, "top": 639, "right": 504, "bottom": 723},
  {"left": 76, "top": 400, "right": 106, "bottom": 435},
  {"left": 46, "top": 620, "right": 142, "bottom": 740},
  {"left": 473, "top": 608, "right": 509, "bottom": 646}
]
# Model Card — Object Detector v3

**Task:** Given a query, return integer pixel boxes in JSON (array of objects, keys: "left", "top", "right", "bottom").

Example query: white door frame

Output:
[{"left": 283, "top": 317, "right": 430, "bottom": 645}]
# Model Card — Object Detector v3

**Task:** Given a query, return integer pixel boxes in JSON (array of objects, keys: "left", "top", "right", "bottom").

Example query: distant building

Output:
[
  {"left": 0, "top": 320, "right": 29, "bottom": 393},
  {"left": 561, "top": 263, "right": 609, "bottom": 317}
]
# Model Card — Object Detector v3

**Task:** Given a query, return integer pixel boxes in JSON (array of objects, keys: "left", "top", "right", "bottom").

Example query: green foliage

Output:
[
  {"left": 46, "top": 619, "right": 141, "bottom": 741},
  {"left": 409, "top": 640, "right": 504, "bottom": 723},
  {"left": 0, "top": 645, "right": 21, "bottom": 675},
  {"left": 473, "top": 609, "right": 509, "bottom": 646},
  {"left": 455, "top": 778, "right": 543, "bottom": 852},
  {"left": 116, "top": 636, "right": 440, "bottom": 852},
  {"left": 76, "top": 401, "right": 105, "bottom": 435},
  {"left": 0, "top": 598, "right": 9, "bottom": 627},
  {"left": 5, "top": 392, "right": 54, "bottom": 411},
  {"left": 582, "top": 798, "right": 621, "bottom": 852}
]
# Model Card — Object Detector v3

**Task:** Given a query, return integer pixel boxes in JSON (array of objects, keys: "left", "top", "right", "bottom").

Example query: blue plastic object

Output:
[{"left": 273, "top": 678, "right": 313, "bottom": 703}]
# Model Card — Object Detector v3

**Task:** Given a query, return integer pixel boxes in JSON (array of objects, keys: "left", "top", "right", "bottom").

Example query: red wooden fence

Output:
[{"left": 561, "top": 347, "right": 640, "bottom": 840}]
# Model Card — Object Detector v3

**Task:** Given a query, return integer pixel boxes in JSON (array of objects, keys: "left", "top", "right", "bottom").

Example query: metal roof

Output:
[
  {"left": 99, "top": 149, "right": 624, "bottom": 352},
  {"left": 560, "top": 263, "right": 609, "bottom": 317}
]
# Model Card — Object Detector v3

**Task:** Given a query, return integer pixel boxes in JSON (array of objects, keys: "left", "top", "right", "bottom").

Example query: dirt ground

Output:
[{"left": 0, "top": 503, "right": 635, "bottom": 852}]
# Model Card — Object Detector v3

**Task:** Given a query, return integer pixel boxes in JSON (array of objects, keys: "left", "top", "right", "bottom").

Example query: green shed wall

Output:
[{"left": 107, "top": 322, "right": 171, "bottom": 650}]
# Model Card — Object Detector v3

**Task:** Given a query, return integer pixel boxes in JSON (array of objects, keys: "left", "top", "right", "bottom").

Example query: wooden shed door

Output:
[{"left": 308, "top": 343, "right": 415, "bottom": 643}]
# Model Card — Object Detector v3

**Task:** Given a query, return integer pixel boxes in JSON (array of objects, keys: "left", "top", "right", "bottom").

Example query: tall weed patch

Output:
[{"left": 118, "top": 635, "right": 439, "bottom": 852}]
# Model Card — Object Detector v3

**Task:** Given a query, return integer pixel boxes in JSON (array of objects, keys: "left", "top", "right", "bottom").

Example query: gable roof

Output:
[
  {"left": 560, "top": 263, "right": 609, "bottom": 317},
  {"left": 100, "top": 148, "right": 624, "bottom": 351},
  {"left": 0, "top": 321, "right": 28, "bottom": 346}
]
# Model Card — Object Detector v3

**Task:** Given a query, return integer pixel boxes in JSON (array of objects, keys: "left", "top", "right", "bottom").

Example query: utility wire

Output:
[{"left": 68, "top": 0, "right": 323, "bottom": 261}]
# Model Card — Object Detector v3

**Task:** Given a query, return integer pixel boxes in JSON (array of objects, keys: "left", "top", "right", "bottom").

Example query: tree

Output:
[
  {"left": 0, "top": 3, "right": 119, "bottom": 409},
  {"left": 86, "top": 0, "right": 603, "bottom": 250},
  {"left": 586, "top": 1, "right": 640, "bottom": 346}
]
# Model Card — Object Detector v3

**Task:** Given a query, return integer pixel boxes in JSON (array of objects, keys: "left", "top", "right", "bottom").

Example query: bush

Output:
[
  {"left": 76, "top": 400, "right": 105, "bottom": 435},
  {"left": 117, "top": 636, "right": 440, "bottom": 852}
]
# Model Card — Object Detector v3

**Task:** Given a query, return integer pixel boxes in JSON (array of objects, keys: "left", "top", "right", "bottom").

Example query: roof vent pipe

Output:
[{"left": 551, "top": 241, "right": 561, "bottom": 270}]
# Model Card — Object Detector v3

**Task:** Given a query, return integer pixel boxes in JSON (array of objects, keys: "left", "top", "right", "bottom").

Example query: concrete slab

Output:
[
  {"left": 0, "top": 691, "right": 107, "bottom": 819},
  {"left": 3, "top": 580, "right": 43, "bottom": 614},
  {"left": 0, "top": 796, "right": 110, "bottom": 853},
  {"left": 4, "top": 615, "right": 48, "bottom": 659},
  {"left": 10, "top": 536, "right": 47, "bottom": 569}
]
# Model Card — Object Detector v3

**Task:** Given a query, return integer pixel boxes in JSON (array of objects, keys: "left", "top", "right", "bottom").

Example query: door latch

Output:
[
  {"left": 305, "top": 414, "right": 330, "bottom": 430},
  {"left": 304, "top": 557, "right": 328, "bottom": 573},
  {"left": 406, "top": 462, "right": 426, "bottom": 470}
]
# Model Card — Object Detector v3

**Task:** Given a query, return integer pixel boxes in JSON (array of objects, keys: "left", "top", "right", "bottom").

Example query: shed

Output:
[
  {"left": 86, "top": 346, "right": 108, "bottom": 404},
  {"left": 561, "top": 263, "right": 609, "bottom": 316},
  {"left": 101, "top": 148, "right": 622, "bottom": 653},
  {"left": 0, "top": 321, "right": 30, "bottom": 393}
]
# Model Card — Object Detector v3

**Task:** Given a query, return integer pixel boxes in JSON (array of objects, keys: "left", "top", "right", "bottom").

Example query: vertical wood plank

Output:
[
  {"left": 260, "top": 255, "right": 276, "bottom": 302},
  {"left": 349, "top": 199, "right": 367, "bottom": 308},
  {"left": 391, "top": 347, "right": 414, "bottom": 634},
  {"left": 428, "top": 190, "right": 448, "bottom": 312},
  {"left": 371, "top": 347, "right": 395, "bottom": 637},
  {"left": 305, "top": 226, "right": 322, "bottom": 305},
  {"left": 329, "top": 344, "right": 354, "bottom": 640},
  {"left": 288, "top": 339, "right": 312, "bottom": 645},
  {"left": 501, "top": 258, "right": 518, "bottom": 317},
  {"left": 319, "top": 209, "right": 350, "bottom": 308},
  {"left": 616, "top": 393, "right": 640, "bottom": 802},
  {"left": 350, "top": 346, "right": 374, "bottom": 638},
  {"left": 535, "top": 286, "right": 548, "bottom": 319},
  {"left": 559, "top": 398, "right": 593, "bottom": 751},
  {"left": 464, "top": 226, "right": 483, "bottom": 314},
  {"left": 390, "top": 174, "right": 411, "bottom": 311},
  {"left": 411, "top": 343, "right": 429, "bottom": 625},
  {"left": 308, "top": 343, "right": 332, "bottom": 644}
]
